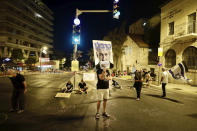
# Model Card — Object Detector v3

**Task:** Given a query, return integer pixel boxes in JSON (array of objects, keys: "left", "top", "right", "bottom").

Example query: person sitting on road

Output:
[
  {"left": 112, "top": 79, "right": 122, "bottom": 89},
  {"left": 62, "top": 80, "right": 73, "bottom": 93},
  {"left": 145, "top": 71, "right": 152, "bottom": 88},
  {"left": 78, "top": 79, "right": 88, "bottom": 94}
]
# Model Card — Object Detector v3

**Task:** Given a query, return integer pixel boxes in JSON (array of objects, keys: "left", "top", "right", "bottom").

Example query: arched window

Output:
[
  {"left": 165, "top": 49, "right": 176, "bottom": 68},
  {"left": 182, "top": 46, "right": 197, "bottom": 69}
]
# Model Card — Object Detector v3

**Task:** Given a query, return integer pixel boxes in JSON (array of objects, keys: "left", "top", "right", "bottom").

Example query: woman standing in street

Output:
[{"left": 133, "top": 70, "right": 143, "bottom": 100}]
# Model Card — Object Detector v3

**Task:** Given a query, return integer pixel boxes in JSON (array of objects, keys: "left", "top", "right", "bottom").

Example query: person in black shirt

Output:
[
  {"left": 78, "top": 79, "right": 88, "bottom": 94},
  {"left": 9, "top": 70, "right": 27, "bottom": 114},
  {"left": 95, "top": 67, "right": 111, "bottom": 119},
  {"left": 63, "top": 80, "right": 73, "bottom": 93},
  {"left": 133, "top": 70, "right": 143, "bottom": 101}
]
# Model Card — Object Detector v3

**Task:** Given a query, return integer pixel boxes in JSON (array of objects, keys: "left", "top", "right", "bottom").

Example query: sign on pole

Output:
[
  {"left": 158, "top": 48, "right": 163, "bottom": 56},
  {"left": 71, "top": 60, "right": 79, "bottom": 71}
]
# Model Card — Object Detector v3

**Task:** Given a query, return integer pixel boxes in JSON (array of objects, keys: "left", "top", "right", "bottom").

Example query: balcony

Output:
[{"left": 174, "top": 21, "right": 197, "bottom": 42}]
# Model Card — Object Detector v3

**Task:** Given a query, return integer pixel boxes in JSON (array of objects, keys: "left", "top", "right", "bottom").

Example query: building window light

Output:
[{"left": 35, "top": 12, "right": 43, "bottom": 18}]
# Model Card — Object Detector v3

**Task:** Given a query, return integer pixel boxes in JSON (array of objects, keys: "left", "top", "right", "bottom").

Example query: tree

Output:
[
  {"left": 144, "top": 23, "right": 160, "bottom": 65},
  {"left": 11, "top": 49, "right": 24, "bottom": 63},
  {"left": 87, "top": 48, "right": 94, "bottom": 68},
  {"left": 103, "top": 21, "right": 127, "bottom": 70},
  {"left": 25, "top": 56, "right": 37, "bottom": 69}
]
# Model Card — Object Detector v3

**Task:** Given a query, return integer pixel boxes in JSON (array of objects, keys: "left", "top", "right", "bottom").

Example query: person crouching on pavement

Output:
[
  {"left": 78, "top": 79, "right": 88, "bottom": 94},
  {"left": 63, "top": 80, "right": 73, "bottom": 93},
  {"left": 145, "top": 71, "right": 152, "bottom": 88},
  {"left": 95, "top": 67, "right": 111, "bottom": 119},
  {"left": 133, "top": 69, "right": 143, "bottom": 101},
  {"left": 9, "top": 70, "right": 27, "bottom": 114}
]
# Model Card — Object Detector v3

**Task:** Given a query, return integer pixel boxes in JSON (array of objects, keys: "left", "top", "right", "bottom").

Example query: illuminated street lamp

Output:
[
  {"left": 73, "top": 17, "right": 81, "bottom": 60},
  {"left": 39, "top": 46, "right": 47, "bottom": 72},
  {"left": 74, "top": 18, "right": 80, "bottom": 26}
]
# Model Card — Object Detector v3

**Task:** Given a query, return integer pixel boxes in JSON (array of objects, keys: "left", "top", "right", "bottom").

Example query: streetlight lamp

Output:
[{"left": 39, "top": 46, "right": 47, "bottom": 72}]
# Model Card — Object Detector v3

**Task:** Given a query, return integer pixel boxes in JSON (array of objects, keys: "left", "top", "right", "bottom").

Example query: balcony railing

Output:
[{"left": 174, "top": 21, "right": 197, "bottom": 41}]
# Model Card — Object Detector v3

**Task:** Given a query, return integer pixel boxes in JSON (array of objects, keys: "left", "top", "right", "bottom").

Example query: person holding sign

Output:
[
  {"left": 95, "top": 67, "right": 111, "bottom": 119},
  {"left": 93, "top": 40, "right": 113, "bottom": 119}
]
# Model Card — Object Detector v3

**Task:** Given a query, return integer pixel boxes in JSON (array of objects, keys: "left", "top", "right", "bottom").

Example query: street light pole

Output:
[
  {"left": 39, "top": 47, "right": 47, "bottom": 73},
  {"left": 40, "top": 50, "right": 42, "bottom": 72},
  {"left": 73, "top": 44, "right": 77, "bottom": 60},
  {"left": 73, "top": 8, "right": 112, "bottom": 59}
]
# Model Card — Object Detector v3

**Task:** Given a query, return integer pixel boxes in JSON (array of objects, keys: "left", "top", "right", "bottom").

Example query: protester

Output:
[
  {"left": 78, "top": 79, "right": 88, "bottom": 94},
  {"left": 95, "top": 67, "right": 111, "bottom": 119},
  {"left": 145, "top": 71, "right": 152, "bottom": 88},
  {"left": 160, "top": 68, "right": 168, "bottom": 97},
  {"left": 133, "top": 70, "right": 143, "bottom": 100},
  {"left": 9, "top": 70, "right": 27, "bottom": 114},
  {"left": 112, "top": 79, "right": 121, "bottom": 89},
  {"left": 62, "top": 80, "right": 73, "bottom": 93}
]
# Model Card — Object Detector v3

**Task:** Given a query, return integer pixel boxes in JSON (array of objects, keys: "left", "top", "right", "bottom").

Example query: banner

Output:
[
  {"left": 83, "top": 73, "right": 95, "bottom": 81},
  {"left": 93, "top": 40, "right": 113, "bottom": 69}
]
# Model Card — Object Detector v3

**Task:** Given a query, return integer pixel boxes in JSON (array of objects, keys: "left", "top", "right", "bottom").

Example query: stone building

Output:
[
  {"left": 121, "top": 34, "right": 149, "bottom": 72},
  {"left": 160, "top": 0, "right": 197, "bottom": 85},
  {"left": 120, "top": 14, "right": 160, "bottom": 73},
  {"left": 0, "top": 0, "right": 53, "bottom": 61}
]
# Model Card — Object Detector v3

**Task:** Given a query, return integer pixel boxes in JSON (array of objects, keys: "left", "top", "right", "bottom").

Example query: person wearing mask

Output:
[{"left": 95, "top": 67, "right": 111, "bottom": 119}]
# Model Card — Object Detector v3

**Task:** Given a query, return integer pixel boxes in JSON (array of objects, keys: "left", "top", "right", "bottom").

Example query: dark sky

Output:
[{"left": 42, "top": 0, "right": 167, "bottom": 55}]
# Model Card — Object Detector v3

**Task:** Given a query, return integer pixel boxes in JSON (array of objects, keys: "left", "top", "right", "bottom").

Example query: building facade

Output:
[
  {"left": 120, "top": 14, "right": 160, "bottom": 73},
  {"left": 0, "top": 0, "right": 53, "bottom": 61},
  {"left": 160, "top": 0, "right": 197, "bottom": 85},
  {"left": 121, "top": 35, "right": 149, "bottom": 73}
]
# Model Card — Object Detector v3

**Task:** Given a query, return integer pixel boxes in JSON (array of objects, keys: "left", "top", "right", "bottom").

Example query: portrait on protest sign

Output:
[{"left": 93, "top": 40, "right": 113, "bottom": 69}]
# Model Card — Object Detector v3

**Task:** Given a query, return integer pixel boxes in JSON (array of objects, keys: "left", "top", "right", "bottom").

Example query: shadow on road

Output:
[
  {"left": 109, "top": 96, "right": 136, "bottom": 100},
  {"left": 146, "top": 94, "right": 184, "bottom": 104},
  {"left": 187, "top": 113, "right": 197, "bottom": 119},
  {"left": 77, "top": 96, "right": 136, "bottom": 106}
]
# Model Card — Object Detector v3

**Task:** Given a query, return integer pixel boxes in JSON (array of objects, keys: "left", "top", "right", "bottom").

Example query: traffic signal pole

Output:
[
  {"left": 76, "top": 8, "right": 112, "bottom": 17},
  {"left": 73, "top": 9, "right": 112, "bottom": 60}
]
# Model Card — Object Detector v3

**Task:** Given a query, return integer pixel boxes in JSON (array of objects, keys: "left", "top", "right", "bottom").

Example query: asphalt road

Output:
[{"left": 0, "top": 73, "right": 197, "bottom": 131}]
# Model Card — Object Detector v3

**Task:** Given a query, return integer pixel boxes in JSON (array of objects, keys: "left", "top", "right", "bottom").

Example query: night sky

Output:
[{"left": 42, "top": 0, "right": 167, "bottom": 55}]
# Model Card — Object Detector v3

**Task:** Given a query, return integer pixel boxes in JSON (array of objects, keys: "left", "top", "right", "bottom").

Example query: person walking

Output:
[
  {"left": 95, "top": 67, "right": 111, "bottom": 119},
  {"left": 160, "top": 68, "right": 168, "bottom": 97},
  {"left": 9, "top": 70, "right": 27, "bottom": 114},
  {"left": 133, "top": 70, "right": 143, "bottom": 101}
]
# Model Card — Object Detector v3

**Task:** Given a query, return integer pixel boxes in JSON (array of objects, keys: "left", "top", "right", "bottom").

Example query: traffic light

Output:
[
  {"left": 72, "top": 23, "right": 80, "bottom": 45},
  {"left": 113, "top": 0, "right": 120, "bottom": 19}
]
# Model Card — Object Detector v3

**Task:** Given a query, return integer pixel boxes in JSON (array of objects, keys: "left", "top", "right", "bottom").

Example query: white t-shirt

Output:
[{"left": 162, "top": 71, "right": 168, "bottom": 83}]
